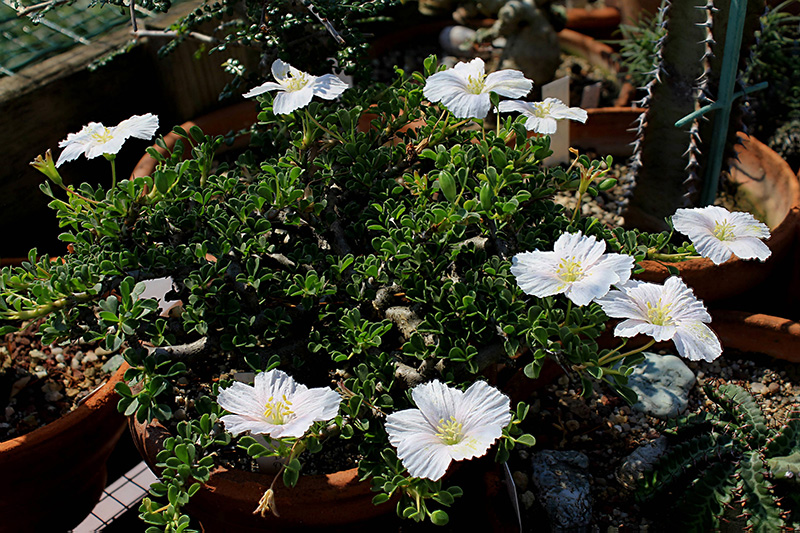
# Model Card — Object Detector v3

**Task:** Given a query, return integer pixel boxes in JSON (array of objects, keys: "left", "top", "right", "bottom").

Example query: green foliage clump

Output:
[
  {"left": 2, "top": 59, "right": 659, "bottom": 529},
  {"left": 637, "top": 383, "right": 800, "bottom": 532}
]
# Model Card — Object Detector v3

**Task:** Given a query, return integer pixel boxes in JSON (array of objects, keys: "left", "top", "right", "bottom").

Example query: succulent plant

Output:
[
  {"left": 636, "top": 382, "right": 800, "bottom": 532},
  {"left": 741, "top": 0, "right": 800, "bottom": 169},
  {"left": 624, "top": 0, "right": 766, "bottom": 232}
]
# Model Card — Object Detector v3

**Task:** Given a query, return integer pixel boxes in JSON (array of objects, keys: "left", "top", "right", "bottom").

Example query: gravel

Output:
[
  {"left": 508, "top": 347, "right": 800, "bottom": 532},
  {"left": 0, "top": 320, "right": 121, "bottom": 442}
]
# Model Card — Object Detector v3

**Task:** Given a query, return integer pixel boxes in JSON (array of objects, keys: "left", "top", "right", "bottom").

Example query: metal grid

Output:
[{"left": 0, "top": 0, "right": 150, "bottom": 76}]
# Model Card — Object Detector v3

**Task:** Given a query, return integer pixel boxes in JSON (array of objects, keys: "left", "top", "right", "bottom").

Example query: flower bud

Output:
[{"left": 30, "top": 150, "right": 63, "bottom": 186}]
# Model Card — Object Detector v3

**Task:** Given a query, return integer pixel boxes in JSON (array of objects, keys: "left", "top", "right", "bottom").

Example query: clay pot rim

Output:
[
  {"left": 0, "top": 361, "right": 128, "bottom": 453},
  {"left": 710, "top": 309, "right": 800, "bottom": 363}
]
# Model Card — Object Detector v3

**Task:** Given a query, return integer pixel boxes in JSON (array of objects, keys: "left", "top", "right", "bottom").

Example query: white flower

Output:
[
  {"left": 497, "top": 98, "right": 588, "bottom": 135},
  {"left": 596, "top": 277, "right": 722, "bottom": 362},
  {"left": 671, "top": 205, "right": 771, "bottom": 265},
  {"left": 217, "top": 369, "right": 341, "bottom": 439},
  {"left": 510, "top": 231, "right": 634, "bottom": 306},
  {"left": 422, "top": 57, "right": 532, "bottom": 119},
  {"left": 56, "top": 113, "right": 159, "bottom": 167},
  {"left": 385, "top": 380, "right": 511, "bottom": 481},
  {"left": 243, "top": 59, "right": 349, "bottom": 115}
]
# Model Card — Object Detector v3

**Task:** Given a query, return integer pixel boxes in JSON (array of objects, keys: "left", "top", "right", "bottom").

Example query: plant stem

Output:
[
  {"left": 110, "top": 158, "right": 117, "bottom": 190},
  {"left": 598, "top": 339, "right": 655, "bottom": 366},
  {"left": 305, "top": 109, "right": 346, "bottom": 144}
]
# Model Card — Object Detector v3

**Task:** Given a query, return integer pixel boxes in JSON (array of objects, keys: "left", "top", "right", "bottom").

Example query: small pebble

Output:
[{"left": 512, "top": 471, "right": 529, "bottom": 491}]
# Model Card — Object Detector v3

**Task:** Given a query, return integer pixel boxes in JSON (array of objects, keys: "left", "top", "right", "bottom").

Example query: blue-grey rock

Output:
[
  {"left": 627, "top": 352, "right": 695, "bottom": 418},
  {"left": 616, "top": 436, "right": 668, "bottom": 490},
  {"left": 529, "top": 450, "right": 592, "bottom": 532}
]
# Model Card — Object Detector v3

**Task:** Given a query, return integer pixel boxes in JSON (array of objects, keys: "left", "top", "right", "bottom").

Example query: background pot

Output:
[
  {"left": 132, "top": 101, "right": 258, "bottom": 179},
  {"left": 0, "top": 362, "right": 128, "bottom": 532}
]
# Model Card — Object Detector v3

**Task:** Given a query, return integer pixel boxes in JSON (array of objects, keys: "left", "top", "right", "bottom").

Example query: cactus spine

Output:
[{"left": 624, "top": 0, "right": 765, "bottom": 232}]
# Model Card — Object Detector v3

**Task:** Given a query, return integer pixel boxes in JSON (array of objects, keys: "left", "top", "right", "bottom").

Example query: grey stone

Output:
[
  {"left": 529, "top": 450, "right": 593, "bottom": 532},
  {"left": 101, "top": 353, "right": 125, "bottom": 374},
  {"left": 616, "top": 436, "right": 668, "bottom": 490},
  {"left": 627, "top": 352, "right": 695, "bottom": 418}
]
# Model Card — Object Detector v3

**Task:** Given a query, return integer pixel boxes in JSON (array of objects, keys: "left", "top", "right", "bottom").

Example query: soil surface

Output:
[{"left": 0, "top": 319, "right": 122, "bottom": 441}]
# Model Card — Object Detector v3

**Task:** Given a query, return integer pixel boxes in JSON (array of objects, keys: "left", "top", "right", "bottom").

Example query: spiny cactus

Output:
[
  {"left": 741, "top": 0, "right": 800, "bottom": 170},
  {"left": 636, "top": 383, "right": 800, "bottom": 532},
  {"left": 624, "top": 0, "right": 765, "bottom": 232}
]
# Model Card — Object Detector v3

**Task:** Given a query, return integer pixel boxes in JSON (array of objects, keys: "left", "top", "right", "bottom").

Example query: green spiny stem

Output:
[{"left": 700, "top": 0, "right": 748, "bottom": 206}]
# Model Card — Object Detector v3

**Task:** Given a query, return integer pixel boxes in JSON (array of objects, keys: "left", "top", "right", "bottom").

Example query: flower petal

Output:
[
  {"left": 483, "top": 69, "right": 533, "bottom": 98},
  {"left": 220, "top": 414, "right": 280, "bottom": 436},
  {"left": 243, "top": 82, "right": 284, "bottom": 99},
  {"left": 114, "top": 113, "right": 159, "bottom": 141},
  {"left": 456, "top": 381, "right": 511, "bottom": 436},
  {"left": 217, "top": 381, "right": 266, "bottom": 419},
  {"left": 725, "top": 236, "right": 771, "bottom": 262},
  {"left": 510, "top": 251, "right": 564, "bottom": 298},
  {"left": 385, "top": 409, "right": 453, "bottom": 480},
  {"left": 671, "top": 322, "right": 722, "bottom": 362},
  {"left": 497, "top": 99, "right": 534, "bottom": 115},
  {"left": 273, "top": 87, "right": 315, "bottom": 114},
  {"left": 310, "top": 74, "right": 349, "bottom": 99}
]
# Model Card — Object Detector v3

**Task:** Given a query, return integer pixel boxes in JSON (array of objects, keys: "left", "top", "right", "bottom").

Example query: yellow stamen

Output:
[
  {"left": 91, "top": 127, "right": 114, "bottom": 144},
  {"left": 712, "top": 220, "right": 736, "bottom": 241},
  {"left": 556, "top": 258, "right": 585, "bottom": 285},
  {"left": 533, "top": 101, "right": 553, "bottom": 117},
  {"left": 465, "top": 74, "right": 486, "bottom": 95},
  {"left": 285, "top": 71, "right": 309, "bottom": 92},
  {"left": 435, "top": 416, "right": 464, "bottom": 445},
  {"left": 263, "top": 395, "right": 294, "bottom": 425},
  {"left": 646, "top": 299, "right": 673, "bottom": 326}
]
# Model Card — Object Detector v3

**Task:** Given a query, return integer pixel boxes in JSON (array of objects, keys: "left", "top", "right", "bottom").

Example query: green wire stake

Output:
[{"left": 700, "top": 0, "right": 749, "bottom": 206}]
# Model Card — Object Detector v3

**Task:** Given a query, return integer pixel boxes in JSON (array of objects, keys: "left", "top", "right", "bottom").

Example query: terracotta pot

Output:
[
  {"left": 570, "top": 106, "right": 644, "bottom": 158},
  {"left": 129, "top": 416, "right": 392, "bottom": 532},
  {"left": 132, "top": 101, "right": 259, "bottom": 179},
  {"left": 635, "top": 133, "right": 800, "bottom": 304},
  {"left": 710, "top": 309, "right": 800, "bottom": 363},
  {"left": 565, "top": 6, "right": 621, "bottom": 37},
  {"left": 0, "top": 362, "right": 128, "bottom": 531}
]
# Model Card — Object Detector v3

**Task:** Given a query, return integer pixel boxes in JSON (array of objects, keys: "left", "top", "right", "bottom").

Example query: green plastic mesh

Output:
[{"left": 0, "top": 0, "right": 147, "bottom": 76}]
